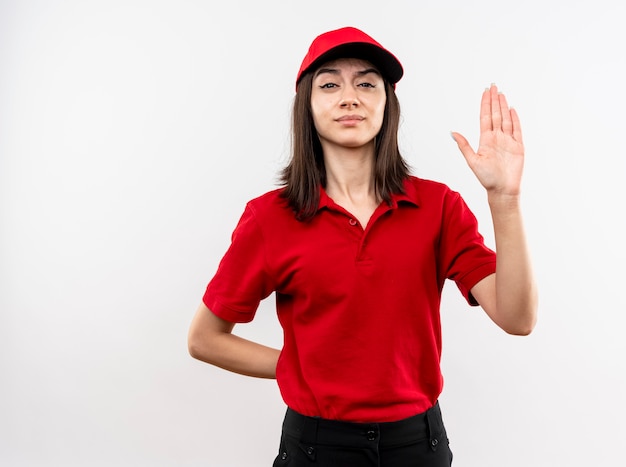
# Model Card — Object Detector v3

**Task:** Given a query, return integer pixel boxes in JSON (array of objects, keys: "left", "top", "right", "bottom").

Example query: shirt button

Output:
[{"left": 349, "top": 218, "right": 357, "bottom": 226}]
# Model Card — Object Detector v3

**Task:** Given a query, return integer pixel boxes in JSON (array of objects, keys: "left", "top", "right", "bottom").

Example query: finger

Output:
[
  {"left": 499, "top": 92, "right": 513, "bottom": 135},
  {"left": 479, "top": 88, "right": 492, "bottom": 133},
  {"left": 511, "top": 108, "right": 523, "bottom": 144},
  {"left": 451, "top": 131, "right": 476, "bottom": 163},
  {"left": 490, "top": 84, "right": 502, "bottom": 131}
]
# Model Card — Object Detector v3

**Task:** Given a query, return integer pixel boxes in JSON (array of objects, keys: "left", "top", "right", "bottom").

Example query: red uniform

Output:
[{"left": 204, "top": 176, "right": 496, "bottom": 423}]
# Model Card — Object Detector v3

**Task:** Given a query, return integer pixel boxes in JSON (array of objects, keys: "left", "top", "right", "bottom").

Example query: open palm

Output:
[{"left": 452, "top": 85, "right": 525, "bottom": 196}]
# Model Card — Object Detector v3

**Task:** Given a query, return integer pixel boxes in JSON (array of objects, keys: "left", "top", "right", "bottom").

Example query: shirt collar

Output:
[
  {"left": 318, "top": 186, "right": 332, "bottom": 210},
  {"left": 391, "top": 177, "right": 420, "bottom": 208},
  {"left": 317, "top": 177, "right": 420, "bottom": 211}
]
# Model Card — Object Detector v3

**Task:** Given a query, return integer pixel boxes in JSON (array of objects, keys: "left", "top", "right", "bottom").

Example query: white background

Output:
[{"left": 1, "top": 0, "right": 625, "bottom": 466}]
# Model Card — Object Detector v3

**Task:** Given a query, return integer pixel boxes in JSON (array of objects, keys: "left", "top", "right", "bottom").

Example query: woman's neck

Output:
[
  {"left": 322, "top": 145, "right": 380, "bottom": 227},
  {"left": 323, "top": 145, "right": 377, "bottom": 202}
]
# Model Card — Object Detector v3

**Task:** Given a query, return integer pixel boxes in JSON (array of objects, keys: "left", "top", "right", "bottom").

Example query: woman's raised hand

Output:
[{"left": 451, "top": 84, "right": 525, "bottom": 197}]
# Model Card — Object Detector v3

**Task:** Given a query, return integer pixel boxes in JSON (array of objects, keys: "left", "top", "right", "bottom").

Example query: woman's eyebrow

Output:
[
  {"left": 314, "top": 67, "right": 340, "bottom": 78},
  {"left": 355, "top": 68, "right": 381, "bottom": 77},
  {"left": 314, "top": 67, "right": 381, "bottom": 79}
]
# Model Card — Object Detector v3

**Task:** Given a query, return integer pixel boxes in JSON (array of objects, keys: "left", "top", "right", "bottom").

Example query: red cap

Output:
[{"left": 296, "top": 26, "right": 403, "bottom": 89}]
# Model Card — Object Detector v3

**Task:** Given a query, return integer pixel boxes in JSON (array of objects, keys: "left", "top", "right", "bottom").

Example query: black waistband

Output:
[{"left": 282, "top": 402, "right": 444, "bottom": 449}]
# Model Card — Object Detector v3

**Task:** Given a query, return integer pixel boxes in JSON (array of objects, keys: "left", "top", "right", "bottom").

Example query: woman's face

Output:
[{"left": 310, "top": 58, "right": 386, "bottom": 152}]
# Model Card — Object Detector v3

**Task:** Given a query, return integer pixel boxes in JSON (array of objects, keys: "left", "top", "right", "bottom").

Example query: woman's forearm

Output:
[{"left": 488, "top": 193, "right": 538, "bottom": 334}]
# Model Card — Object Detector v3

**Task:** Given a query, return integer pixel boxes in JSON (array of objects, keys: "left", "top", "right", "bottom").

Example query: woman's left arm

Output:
[{"left": 451, "top": 84, "right": 538, "bottom": 335}]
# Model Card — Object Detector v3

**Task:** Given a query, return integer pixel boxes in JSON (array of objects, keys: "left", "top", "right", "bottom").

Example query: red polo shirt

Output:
[{"left": 203, "top": 176, "right": 496, "bottom": 422}]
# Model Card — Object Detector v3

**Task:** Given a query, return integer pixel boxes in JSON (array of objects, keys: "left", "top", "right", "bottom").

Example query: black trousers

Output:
[{"left": 273, "top": 402, "right": 453, "bottom": 466}]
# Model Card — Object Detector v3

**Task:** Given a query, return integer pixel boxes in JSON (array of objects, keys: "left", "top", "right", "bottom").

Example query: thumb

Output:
[{"left": 450, "top": 131, "right": 475, "bottom": 163}]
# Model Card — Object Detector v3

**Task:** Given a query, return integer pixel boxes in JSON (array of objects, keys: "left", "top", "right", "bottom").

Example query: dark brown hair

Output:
[{"left": 279, "top": 72, "right": 410, "bottom": 221}]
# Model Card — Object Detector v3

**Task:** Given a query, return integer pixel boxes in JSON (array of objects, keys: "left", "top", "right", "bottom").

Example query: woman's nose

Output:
[{"left": 340, "top": 87, "right": 360, "bottom": 108}]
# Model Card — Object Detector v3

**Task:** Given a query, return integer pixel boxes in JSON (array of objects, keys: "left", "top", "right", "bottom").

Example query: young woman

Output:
[{"left": 188, "top": 26, "right": 537, "bottom": 467}]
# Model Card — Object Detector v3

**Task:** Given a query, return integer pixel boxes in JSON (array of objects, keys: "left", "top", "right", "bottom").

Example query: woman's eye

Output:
[
  {"left": 319, "top": 83, "right": 337, "bottom": 89},
  {"left": 358, "top": 82, "right": 375, "bottom": 88}
]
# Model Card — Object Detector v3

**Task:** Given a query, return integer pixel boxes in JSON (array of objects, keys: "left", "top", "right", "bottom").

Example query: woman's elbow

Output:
[
  {"left": 187, "top": 330, "right": 206, "bottom": 360},
  {"left": 504, "top": 323, "right": 535, "bottom": 336},
  {"left": 502, "top": 306, "right": 538, "bottom": 336},
  {"left": 187, "top": 324, "right": 217, "bottom": 362},
  {"left": 187, "top": 303, "right": 233, "bottom": 361}
]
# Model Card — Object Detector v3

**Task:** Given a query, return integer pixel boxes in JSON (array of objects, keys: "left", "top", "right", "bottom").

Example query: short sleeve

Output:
[
  {"left": 202, "top": 204, "right": 275, "bottom": 323},
  {"left": 439, "top": 190, "right": 496, "bottom": 306}
]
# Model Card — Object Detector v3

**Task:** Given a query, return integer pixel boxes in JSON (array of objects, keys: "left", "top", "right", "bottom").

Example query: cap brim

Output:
[{"left": 297, "top": 42, "right": 403, "bottom": 86}]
